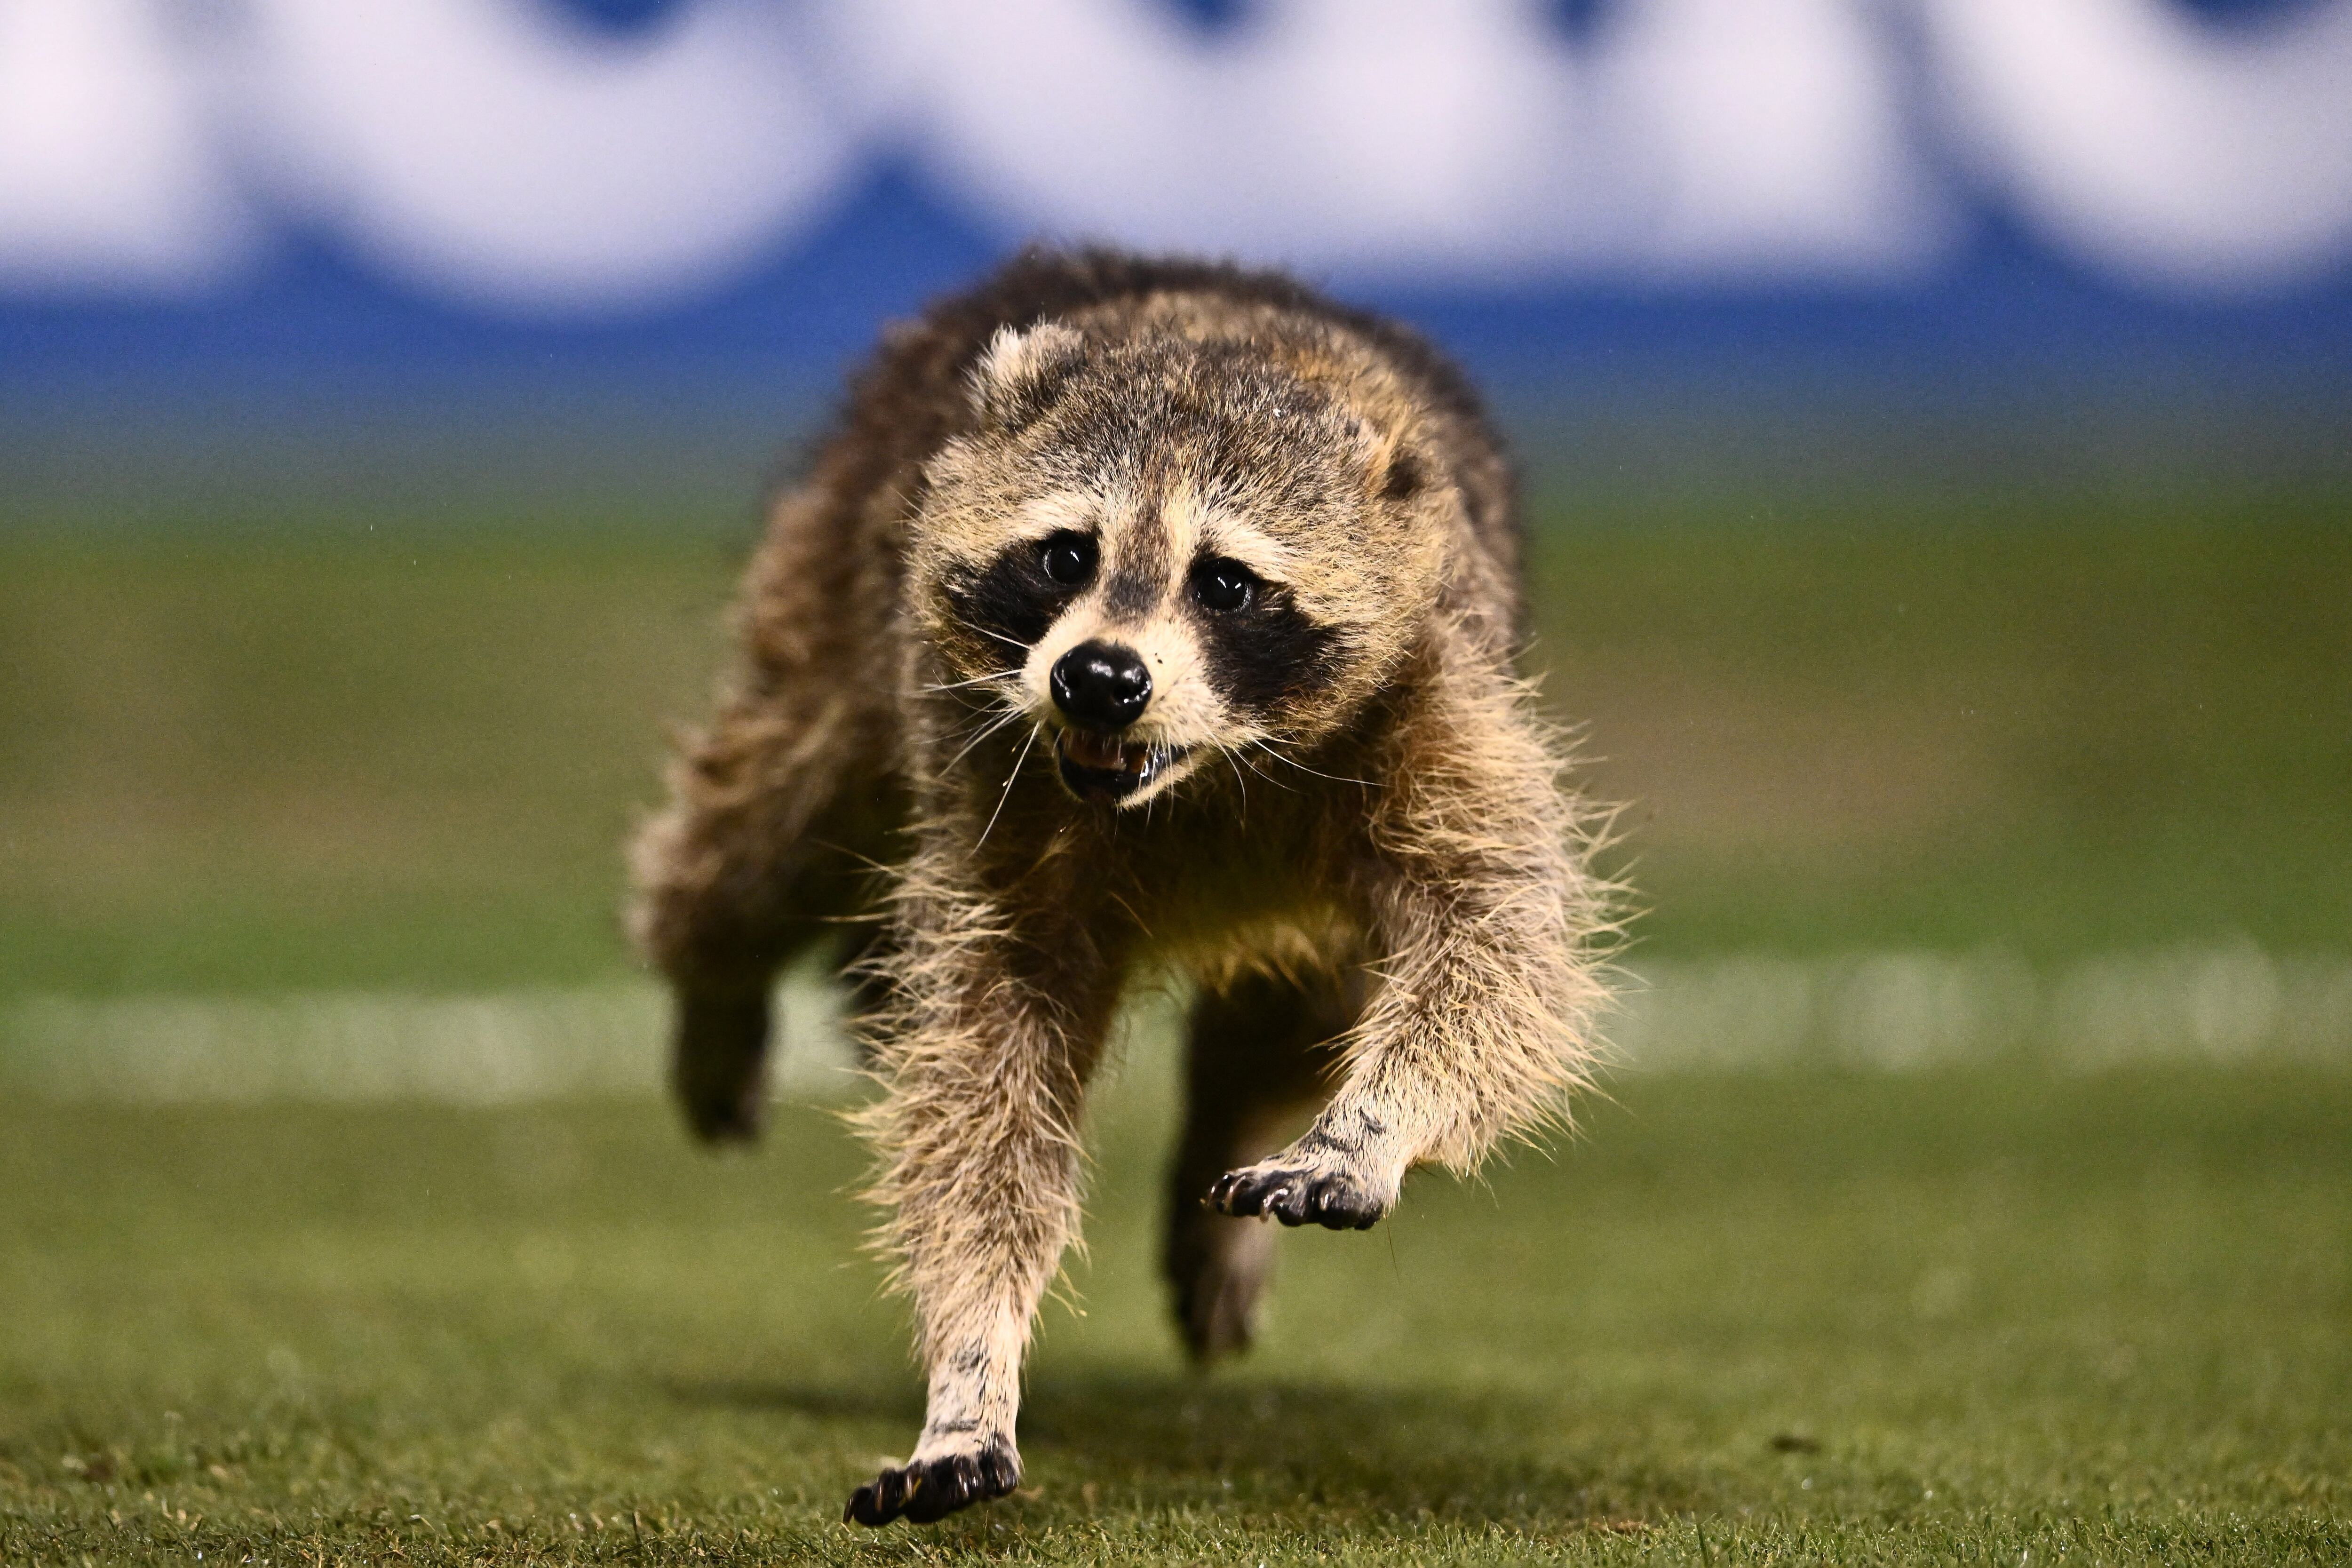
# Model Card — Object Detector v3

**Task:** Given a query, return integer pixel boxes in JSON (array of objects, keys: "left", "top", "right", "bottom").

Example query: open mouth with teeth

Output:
[{"left": 1055, "top": 728, "right": 1184, "bottom": 801}]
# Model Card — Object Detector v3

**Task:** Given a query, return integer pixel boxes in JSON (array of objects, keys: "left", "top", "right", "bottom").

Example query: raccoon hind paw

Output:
[{"left": 670, "top": 987, "right": 772, "bottom": 1144}]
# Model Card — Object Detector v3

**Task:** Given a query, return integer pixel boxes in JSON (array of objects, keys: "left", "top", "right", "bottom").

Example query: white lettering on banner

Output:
[
  {"left": 822, "top": 0, "right": 1941, "bottom": 279},
  {"left": 1921, "top": 0, "right": 2352, "bottom": 290},
  {"left": 222, "top": 0, "right": 856, "bottom": 310},
  {"left": 1587, "top": 0, "right": 1948, "bottom": 277},
  {"left": 0, "top": 0, "right": 254, "bottom": 292},
  {"left": 226, "top": 0, "right": 858, "bottom": 311},
  {"left": 0, "top": 0, "right": 2346, "bottom": 309}
]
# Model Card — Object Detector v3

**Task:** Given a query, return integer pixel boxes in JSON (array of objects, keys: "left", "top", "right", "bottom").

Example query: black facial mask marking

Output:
[
  {"left": 1187, "top": 564, "right": 1340, "bottom": 719},
  {"left": 943, "top": 534, "right": 1092, "bottom": 652}
]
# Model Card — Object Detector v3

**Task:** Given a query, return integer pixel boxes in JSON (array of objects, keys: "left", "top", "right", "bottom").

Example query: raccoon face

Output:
[{"left": 913, "top": 318, "right": 1446, "bottom": 808}]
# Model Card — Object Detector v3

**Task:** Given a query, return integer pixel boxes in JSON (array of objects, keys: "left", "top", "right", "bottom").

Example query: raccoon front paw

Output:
[
  {"left": 1207, "top": 1149, "right": 1390, "bottom": 1230},
  {"left": 843, "top": 1440, "right": 1021, "bottom": 1527}
]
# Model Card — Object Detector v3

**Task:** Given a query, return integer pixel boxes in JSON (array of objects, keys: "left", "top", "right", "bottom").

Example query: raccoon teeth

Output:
[{"left": 1061, "top": 731, "right": 1148, "bottom": 773}]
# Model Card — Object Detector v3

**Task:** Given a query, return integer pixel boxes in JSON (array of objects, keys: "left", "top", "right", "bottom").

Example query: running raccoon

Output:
[{"left": 630, "top": 248, "right": 1614, "bottom": 1527}]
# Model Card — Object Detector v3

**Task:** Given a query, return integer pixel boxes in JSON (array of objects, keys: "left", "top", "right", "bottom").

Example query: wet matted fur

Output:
[{"left": 629, "top": 247, "right": 1616, "bottom": 1528}]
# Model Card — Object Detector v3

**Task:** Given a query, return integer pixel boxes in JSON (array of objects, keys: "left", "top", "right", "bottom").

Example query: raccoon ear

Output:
[
  {"left": 1367, "top": 431, "right": 1426, "bottom": 503},
  {"left": 970, "top": 322, "right": 1085, "bottom": 432},
  {"left": 1377, "top": 446, "right": 1425, "bottom": 503}
]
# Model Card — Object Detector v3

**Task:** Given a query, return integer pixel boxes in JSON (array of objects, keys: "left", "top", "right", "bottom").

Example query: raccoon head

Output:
[{"left": 912, "top": 313, "right": 1449, "bottom": 808}]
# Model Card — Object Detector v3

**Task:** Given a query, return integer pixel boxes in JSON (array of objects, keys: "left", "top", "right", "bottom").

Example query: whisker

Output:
[
  {"left": 1233, "top": 744, "right": 1294, "bottom": 793},
  {"left": 942, "top": 699, "right": 1031, "bottom": 774},
  {"left": 968, "top": 625, "right": 1033, "bottom": 655},
  {"left": 976, "top": 724, "right": 1040, "bottom": 849},
  {"left": 923, "top": 667, "right": 1024, "bottom": 694},
  {"left": 935, "top": 696, "right": 1015, "bottom": 751},
  {"left": 1252, "top": 736, "right": 1378, "bottom": 788},
  {"left": 1217, "top": 742, "right": 1250, "bottom": 819}
]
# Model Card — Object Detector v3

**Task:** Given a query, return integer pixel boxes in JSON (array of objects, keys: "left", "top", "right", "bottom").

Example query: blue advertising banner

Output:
[{"left": 5, "top": 0, "right": 2347, "bottom": 525}]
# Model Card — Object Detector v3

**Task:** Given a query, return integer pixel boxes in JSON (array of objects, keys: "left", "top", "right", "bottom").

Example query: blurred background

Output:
[
  {"left": 3, "top": 0, "right": 2349, "bottom": 1086},
  {"left": 4, "top": 8, "right": 2351, "bottom": 1560}
]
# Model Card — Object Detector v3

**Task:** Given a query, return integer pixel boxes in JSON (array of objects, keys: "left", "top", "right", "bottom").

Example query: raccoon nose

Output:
[{"left": 1050, "top": 641, "right": 1152, "bottom": 730}]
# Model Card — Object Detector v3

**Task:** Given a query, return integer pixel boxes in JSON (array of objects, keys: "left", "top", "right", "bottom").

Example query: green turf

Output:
[
  {"left": 0, "top": 532, "right": 738, "bottom": 995},
  {"left": 4, "top": 508, "right": 2348, "bottom": 996},
  {"left": 3, "top": 508, "right": 2347, "bottom": 1561},
  {"left": 3, "top": 1064, "right": 2347, "bottom": 1564}
]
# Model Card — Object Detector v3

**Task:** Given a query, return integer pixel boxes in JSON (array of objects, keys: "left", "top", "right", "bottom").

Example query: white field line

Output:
[
  {"left": 1, "top": 945, "right": 2347, "bottom": 1105},
  {"left": 1613, "top": 944, "right": 2352, "bottom": 1073},
  {"left": 0, "top": 978, "right": 857, "bottom": 1105}
]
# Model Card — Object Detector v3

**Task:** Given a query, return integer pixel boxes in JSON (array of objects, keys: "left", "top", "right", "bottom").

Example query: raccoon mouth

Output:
[{"left": 1054, "top": 729, "right": 1183, "bottom": 800}]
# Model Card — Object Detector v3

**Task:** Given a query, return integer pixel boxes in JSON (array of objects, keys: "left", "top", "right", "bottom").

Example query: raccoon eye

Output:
[
  {"left": 1191, "top": 557, "right": 1258, "bottom": 613},
  {"left": 1039, "top": 531, "right": 1097, "bottom": 588}
]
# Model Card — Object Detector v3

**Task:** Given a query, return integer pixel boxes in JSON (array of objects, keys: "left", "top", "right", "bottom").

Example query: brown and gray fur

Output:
[{"left": 630, "top": 248, "right": 1614, "bottom": 1528}]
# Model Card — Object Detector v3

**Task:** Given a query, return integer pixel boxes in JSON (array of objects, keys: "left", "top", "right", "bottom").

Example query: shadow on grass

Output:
[{"left": 666, "top": 1369, "right": 1698, "bottom": 1526}]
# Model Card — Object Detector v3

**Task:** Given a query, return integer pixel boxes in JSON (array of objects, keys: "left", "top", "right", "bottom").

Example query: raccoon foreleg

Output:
[
  {"left": 1210, "top": 663, "right": 1607, "bottom": 1228},
  {"left": 845, "top": 895, "right": 1118, "bottom": 1526}
]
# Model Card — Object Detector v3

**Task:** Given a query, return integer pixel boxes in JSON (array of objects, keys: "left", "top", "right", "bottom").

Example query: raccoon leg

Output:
[
  {"left": 1209, "top": 657, "right": 1610, "bottom": 1229},
  {"left": 844, "top": 895, "right": 1120, "bottom": 1527},
  {"left": 1163, "top": 971, "right": 1355, "bottom": 1361},
  {"left": 629, "top": 691, "right": 893, "bottom": 1143}
]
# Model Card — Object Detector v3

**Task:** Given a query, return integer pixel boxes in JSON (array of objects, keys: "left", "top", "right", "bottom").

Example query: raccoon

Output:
[{"left": 629, "top": 248, "right": 1615, "bottom": 1527}]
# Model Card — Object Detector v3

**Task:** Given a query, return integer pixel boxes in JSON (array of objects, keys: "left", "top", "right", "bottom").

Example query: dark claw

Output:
[
  {"left": 1207, "top": 1165, "right": 1386, "bottom": 1230},
  {"left": 1206, "top": 1170, "right": 1258, "bottom": 1217},
  {"left": 978, "top": 1445, "right": 1018, "bottom": 1495},
  {"left": 1314, "top": 1174, "right": 1382, "bottom": 1230},
  {"left": 843, "top": 1443, "right": 1021, "bottom": 1528}
]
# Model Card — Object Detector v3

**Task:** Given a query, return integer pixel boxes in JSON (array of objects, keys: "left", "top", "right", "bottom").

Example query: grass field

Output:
[
  {"left": 4, "top": 1064, "right": 2348, "bottom": 1565},
  {"left": 2, "top": 508, "right": 2348, "bottom": 1562}
]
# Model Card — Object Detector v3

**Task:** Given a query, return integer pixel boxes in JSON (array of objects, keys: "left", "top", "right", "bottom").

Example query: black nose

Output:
[{"left": 1050, "top": 641, "right": 1152, "bottom": 730}]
